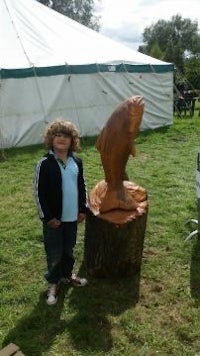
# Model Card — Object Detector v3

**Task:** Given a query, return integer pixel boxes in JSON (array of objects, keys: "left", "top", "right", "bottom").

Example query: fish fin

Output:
[
  {"left": 131, "top": 144, "right": 136, "bottom": 157},
  {"left": 96, "top": 128, "right": 105, "bottom": 151},
  {"left": 123, "top": 172, "right": 129, "bottom": 180}
]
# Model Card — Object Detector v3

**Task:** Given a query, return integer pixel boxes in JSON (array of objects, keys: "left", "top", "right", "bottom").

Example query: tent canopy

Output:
[{"left": 0, "top": 0, "right": 173, "bottom": 73}]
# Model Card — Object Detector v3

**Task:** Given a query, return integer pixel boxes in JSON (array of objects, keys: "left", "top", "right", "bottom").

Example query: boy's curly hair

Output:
[{"left": 44, "top": 119, "right": 80, "bottom": 151}]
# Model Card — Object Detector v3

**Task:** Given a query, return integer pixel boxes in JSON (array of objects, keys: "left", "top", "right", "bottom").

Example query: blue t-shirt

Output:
[{"left": 57, "top": 156, "right": 79, "bottom": 222}]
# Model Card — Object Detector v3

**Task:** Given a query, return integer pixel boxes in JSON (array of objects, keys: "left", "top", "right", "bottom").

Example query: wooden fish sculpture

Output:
[{"left": 96, "top": 95, "right": 144, "bottom": 213}]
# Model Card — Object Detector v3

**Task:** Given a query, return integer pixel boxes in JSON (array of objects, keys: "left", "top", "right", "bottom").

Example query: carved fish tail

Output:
[{"left": 99, "top": 188, "right": 137, "bottom": 213}]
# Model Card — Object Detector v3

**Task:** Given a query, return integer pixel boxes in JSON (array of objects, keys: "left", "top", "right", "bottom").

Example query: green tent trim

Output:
[{"left": 0, "top": 63, "right": 174, "bottom": 79}]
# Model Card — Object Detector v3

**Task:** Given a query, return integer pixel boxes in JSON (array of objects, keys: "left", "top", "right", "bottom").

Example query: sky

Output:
[{"left": 94, "top": 0, "right": 200, "bottom": 50}]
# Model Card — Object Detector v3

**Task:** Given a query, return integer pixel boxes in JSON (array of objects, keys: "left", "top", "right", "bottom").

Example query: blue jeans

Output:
[{"left": 43, "top": 221, "right": 77, "bottom": 284}]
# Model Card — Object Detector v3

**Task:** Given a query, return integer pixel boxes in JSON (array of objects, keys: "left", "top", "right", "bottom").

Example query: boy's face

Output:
[{"left": 52, "top": 133, "right": 72, "bottom": 153}]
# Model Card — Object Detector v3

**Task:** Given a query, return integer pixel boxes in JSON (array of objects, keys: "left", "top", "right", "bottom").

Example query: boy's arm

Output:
[
  {"left": 34, "top": 160, "right": 54, "bottom": 222},
  {"left": 77, "top": 159, "right": 87, "bottom": 214}
]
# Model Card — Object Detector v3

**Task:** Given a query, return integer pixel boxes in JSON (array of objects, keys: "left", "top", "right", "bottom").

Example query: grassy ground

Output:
[{"left": 1, "top": 108, "right": 200, "bottom": 355}]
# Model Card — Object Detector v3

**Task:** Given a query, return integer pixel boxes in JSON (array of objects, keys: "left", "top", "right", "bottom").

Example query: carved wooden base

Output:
[{"left": 88, "top": 180, "right": 147, "bottom": 224}]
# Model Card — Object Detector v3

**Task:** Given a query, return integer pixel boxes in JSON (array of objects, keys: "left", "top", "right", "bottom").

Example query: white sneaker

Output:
[
  {"left": 46, "top": 284, "right": 58, "bottom": 305},
  {"left": 70, "top": 274, "right": 88, "bottom": 287}
]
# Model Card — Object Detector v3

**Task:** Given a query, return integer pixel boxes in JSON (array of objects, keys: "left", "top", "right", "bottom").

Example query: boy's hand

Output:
[
  {"left": 47, "top": 218, "right": 61, "bottom": 228},
  {"left": 78, "top": 213, "right": 86, "bottom": 223}
]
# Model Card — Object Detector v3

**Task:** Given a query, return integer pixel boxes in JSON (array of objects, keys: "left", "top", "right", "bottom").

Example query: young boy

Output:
[{"left": 34, "top": 119, "right": 88, "bottom": 306}]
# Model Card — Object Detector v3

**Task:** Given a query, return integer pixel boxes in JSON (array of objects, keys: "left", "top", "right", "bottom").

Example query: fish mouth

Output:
[{"left": 129, "top": 95, "right": 144, "bottom": 108}]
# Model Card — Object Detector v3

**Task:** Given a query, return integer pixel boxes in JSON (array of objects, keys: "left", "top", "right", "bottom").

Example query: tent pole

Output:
[
  {"left": 0, "top": 66, "right": 7, "bottom": 159},
  {"left": 64, "top": 63, "right": 84, "bottom": 141}
]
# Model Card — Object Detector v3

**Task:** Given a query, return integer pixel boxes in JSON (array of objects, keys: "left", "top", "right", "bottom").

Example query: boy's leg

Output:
[
  {"left": 61, "top": 221, "right": 77, "bottom": 279},
  {"left": 61, "top": 222, "right": 88, "bottom": 286},
  {"left": 43, "top": 222, "right": 64, "bottom": 284}
]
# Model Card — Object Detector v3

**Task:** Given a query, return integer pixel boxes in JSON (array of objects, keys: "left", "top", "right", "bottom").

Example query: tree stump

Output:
[{"left": 84, "top": 180, "right": 148, "bottom": 278}]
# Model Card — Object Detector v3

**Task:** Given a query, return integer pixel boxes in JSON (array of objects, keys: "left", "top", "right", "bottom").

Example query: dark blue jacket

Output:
[{"left": 34, "top": 152, "right": 87, "bottom": 222}]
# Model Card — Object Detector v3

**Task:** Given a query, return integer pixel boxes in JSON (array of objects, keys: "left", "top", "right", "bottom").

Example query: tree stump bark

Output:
[{"left": 84, "top": 180, "right": 148, "bottom": 278}]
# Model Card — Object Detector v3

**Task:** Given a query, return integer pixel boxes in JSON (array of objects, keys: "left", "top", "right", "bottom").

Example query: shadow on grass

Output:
[
  {"left": 3, "top": 266, "right": 141, "bottom": 355},
  {"left": 3, "top": 285, "right": 69, "bottom": 356},
  {"left": 190, "top": 236, "right": 200, "bottom": 301},
  {"left": 67, "top": 262, "right": 141, "bottom": 353}
]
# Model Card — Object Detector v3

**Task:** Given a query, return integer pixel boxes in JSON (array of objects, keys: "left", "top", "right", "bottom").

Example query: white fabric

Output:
[
  {"left": 0, "top": 72, "right": 173, "bottom": 147},
  {"left": 1, "top": 0, "right": 169, "bottom": 68},
  {"left": 0, "top": 0, "right": 174, "bottom": 148}
]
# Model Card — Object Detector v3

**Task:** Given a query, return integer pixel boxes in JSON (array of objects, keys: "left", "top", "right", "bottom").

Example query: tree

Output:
[
  {"left": 37, "top": 0, "right": 100, "bottom": 31},
  {"left": 164, "top": 39, "right": 185, "bottom": 73},
  {"left": 149, "top": 42, "right": 163, "bottom": 60},
  {"left": 185, "top": 54, "right": 200, "bottom": 89},
  {"left": 141, "top": 14, "right": 200, "bottom": 76}
]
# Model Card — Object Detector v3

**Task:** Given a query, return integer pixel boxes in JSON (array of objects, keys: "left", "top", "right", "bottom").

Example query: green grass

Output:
[{"left": 1, "top": 108, "right": 200, "bottom": 355}]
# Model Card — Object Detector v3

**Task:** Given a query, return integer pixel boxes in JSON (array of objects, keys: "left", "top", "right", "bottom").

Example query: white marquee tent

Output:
[{"left": 0, "top": 0, "right": 174, "bottom": 148}]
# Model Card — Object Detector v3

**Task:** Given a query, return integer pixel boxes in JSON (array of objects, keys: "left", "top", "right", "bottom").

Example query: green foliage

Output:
[
  {"left": 141, "top": 14, "right": 200, "bottom": 85},
  {"left": 185, "top": 54, "right": 200, "bottom": 90},
  {"left": 149, "top": 42, "right": 163, "bottom": 60},
  {"left": 1, "top": 105, "right": 200, "bottom": 355},
  {"left": 164, "top": 39, "right": 185, "bottom": 72},
  {"left": 37, "top": 0, "right": 100, "bottom": 30},
  {"left": 143, "top": 15, "right": 199, "bottom": 59}
]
